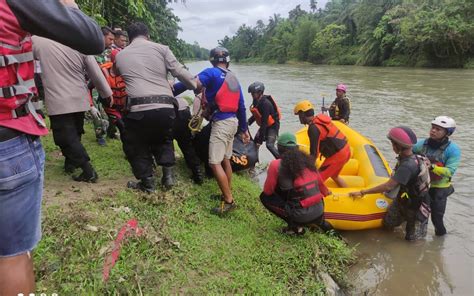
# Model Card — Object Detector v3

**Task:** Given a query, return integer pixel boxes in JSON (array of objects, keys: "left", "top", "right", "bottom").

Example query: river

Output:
[{"left": 183, "top": 61, "right": 474, "bottom": 295}]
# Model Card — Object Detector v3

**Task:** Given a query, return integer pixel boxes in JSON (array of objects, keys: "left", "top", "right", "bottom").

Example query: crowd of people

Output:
[{"left": 0, "top": 1, "right": 461, "bottom": 295}]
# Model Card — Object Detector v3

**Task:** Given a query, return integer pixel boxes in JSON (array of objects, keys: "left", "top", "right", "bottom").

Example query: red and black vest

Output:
[
  {"left": 249, "top": 95, "right": 281, "bottom": 127},
  {"left": 310, "top": 114, "right": 348, "bottom": 158},
  {"left": 0, "top": 0, "right": 47, "bottom": 135},
  {"left": 278, "top": 167, "right": 324, "bottom": 209}
]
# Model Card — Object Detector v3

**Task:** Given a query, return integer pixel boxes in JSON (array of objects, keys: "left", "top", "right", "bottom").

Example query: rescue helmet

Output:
[
  {"left": 277, "top": 133, "right": 298, "bottom": 147},
  {"left": 387, "top": 126, "right": 417, "bottom": 148},
  {"left": 336, "top": 83, "right": 347, "bottom": 93},
  {"left": 293, "top": 100, "right": 315, "bottom": 115},
  {"left": 248, "top": 81, "right": 265, "bottom": 94},
  {"left": 431, "top": 116, "right": 456, "bottom": 136},
  {"left": 209, "top": 47, "right": 230, "bottom": 65}
]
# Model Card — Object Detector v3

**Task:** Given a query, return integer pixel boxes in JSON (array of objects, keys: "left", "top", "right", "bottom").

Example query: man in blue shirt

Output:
[
  {"left": 174, "top": 47, "right": 249, "bottom": 215},
  {"left": 413, "top": 116, "right": 461, "bottom": 236}
]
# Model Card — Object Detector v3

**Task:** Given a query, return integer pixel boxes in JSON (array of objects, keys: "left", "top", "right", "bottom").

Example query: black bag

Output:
[
  {"left": 231, "top": 135, "right": 259, "bottom": 171},
  {"left": 192, "top": 123, "right": 259, "bottom": 172}
]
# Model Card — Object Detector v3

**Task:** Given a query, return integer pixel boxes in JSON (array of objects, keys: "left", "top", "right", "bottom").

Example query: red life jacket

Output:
[
  {"left": 310, "top": 114, "right": 347, "bottom": 158},
  {"left": 0, "top": 0, "right": 47, "bottom": 135},
  {"left": 289, "top": 169, "right": 324, "bottom": 208},
  {"left": 249, "top": 95, "right": 281, "bottom": 127},
  {"left": 213, "top": 67, "right": 240, "bottom": 113},
  {"left": 100, "top": 62, "right": 127, "bottom": 111}
]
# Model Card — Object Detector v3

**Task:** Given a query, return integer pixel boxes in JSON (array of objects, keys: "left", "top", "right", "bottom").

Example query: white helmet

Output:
[{"left": 431, "top": 116, "right": 456, "bottom": 135}]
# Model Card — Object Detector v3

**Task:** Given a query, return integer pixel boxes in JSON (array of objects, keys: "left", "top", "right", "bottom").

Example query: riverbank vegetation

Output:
[
  {"left": 35, "top": 121, "right": 354, "bottom": 294},
  {"left": 76, "top": 0, "right": 208, "bottom": 60},
  {"left": 220, "top": 0, "right": 474, "bottom": 68}
]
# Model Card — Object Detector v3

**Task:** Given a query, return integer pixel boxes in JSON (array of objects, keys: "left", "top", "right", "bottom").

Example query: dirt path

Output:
[{"left": 43, "top": 175, "right": 133, "bottom": 208}]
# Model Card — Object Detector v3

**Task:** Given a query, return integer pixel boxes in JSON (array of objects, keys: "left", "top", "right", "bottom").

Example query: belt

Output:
[
  {"left": 127, "top": 96, "right": 177, "bottom": 107},
  {"left": 0, "top": 126, "right": 21, "bottom": 142}
]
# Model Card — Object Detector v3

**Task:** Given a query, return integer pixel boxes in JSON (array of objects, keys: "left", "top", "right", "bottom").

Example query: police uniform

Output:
[
  {"left": 33, "top": 36, "right": 112, "bottom": 178},
  {"left": 115, "top": 37, "right": 196, "bottom": 188}
]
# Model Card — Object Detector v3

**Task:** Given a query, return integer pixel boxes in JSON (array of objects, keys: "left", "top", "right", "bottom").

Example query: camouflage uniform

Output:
[
  {"left": 92, "top": 49, "right": 112, "bottom": 144},
  {"left": 383, "top": 198, "right": 428, "bottom": 241}
]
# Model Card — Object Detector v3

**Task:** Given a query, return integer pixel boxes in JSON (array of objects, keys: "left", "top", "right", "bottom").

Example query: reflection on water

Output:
[{"left": 182, "top": 61, "right": 474, "bottom": 295}]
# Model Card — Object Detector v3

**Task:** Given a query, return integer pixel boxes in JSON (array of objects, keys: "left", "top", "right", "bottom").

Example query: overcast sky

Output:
[{"left": 169, "top": 0, "right": 329, "bottom": 49}]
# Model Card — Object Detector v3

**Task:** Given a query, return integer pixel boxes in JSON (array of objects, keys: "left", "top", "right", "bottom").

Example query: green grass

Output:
[{"left": 35, "top": 120, "right": 354, "bottom": 294}]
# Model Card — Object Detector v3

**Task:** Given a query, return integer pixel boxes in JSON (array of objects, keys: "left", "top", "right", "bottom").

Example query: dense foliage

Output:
[
  {"left": 76, "top": 0, "right": 208, "bottom": 60},
  {"left": 220, "top": 0, "right": 474, "bottom": 67}
]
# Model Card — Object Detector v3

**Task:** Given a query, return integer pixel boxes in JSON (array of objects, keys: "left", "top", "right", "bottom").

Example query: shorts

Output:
[
  {"left": 0, "top": 135, "right": 45, "bottom": 257},
  {"left": 208, "top": 117, "right": 238, "bottom": 165},
  {"left": 319, "top": 144, "right": 351, "bottom": 181}
]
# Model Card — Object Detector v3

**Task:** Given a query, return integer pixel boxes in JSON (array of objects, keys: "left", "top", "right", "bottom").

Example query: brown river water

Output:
[{"left": 184, "top": 61, "right": 474, "bottom": 295}]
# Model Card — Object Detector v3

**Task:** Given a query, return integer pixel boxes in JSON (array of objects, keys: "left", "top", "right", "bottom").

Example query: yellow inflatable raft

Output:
[{"left": 295, "top": 121, "right": 393, "bottom": 230}]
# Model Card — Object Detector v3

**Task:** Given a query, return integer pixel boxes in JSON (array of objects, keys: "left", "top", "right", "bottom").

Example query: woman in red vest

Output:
[{"left": 260, "top": 133, "right": 333, "bottom": 235}]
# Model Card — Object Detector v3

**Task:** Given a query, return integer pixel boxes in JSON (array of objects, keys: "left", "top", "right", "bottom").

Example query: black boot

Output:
[
  {"left": 73, "top": 162, "right": 98, "bottom": 183},
  {"left": 161, "top": 166, "right": 175, "bottom": 189},
  {"left": 64, "top": 162, "right": 77, "bottom": 174},
  {"left": 191, "top": 165, "right": 204, "bottom": 185},
  {"left": 127, "top": 176, "right": 156, "bottom": 193}
]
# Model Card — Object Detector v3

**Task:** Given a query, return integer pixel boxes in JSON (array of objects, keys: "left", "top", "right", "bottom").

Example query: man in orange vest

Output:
[
  {"left": 294, "top": 100, "right": 350, "bottom": 187},
  {"left": 247, "top": 81, "right": 281, "bottom": 159},
  {"left": 99, "top": 49, "right": 127, "bottom": 136},
  {"left": 0, "top": 0, "right": 104, "bottom": 294}
]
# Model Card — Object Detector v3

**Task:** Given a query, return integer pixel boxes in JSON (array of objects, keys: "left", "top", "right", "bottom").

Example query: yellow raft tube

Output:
[{"left": 295, "top": 121, "right": 393, "bottom": 230}]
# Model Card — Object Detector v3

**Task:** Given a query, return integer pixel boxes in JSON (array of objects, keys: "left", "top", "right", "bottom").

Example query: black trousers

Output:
[
  {"left": 50, "top": 112, "right": 90, "bottom": 168},
  {"left": 265, "top": 126, "right": 279, "bottom": 159},
  {"left": 429, "top": 186, "right": 454, "bottom": 235},
  {"left": 260, "top": 192, "right": 327, "bottom": 229},
  {"left": 174, "top": 108, "right": 201, "bottom": 169},
  {"left": 256, "top": 125, "right": 280, "bottom": 159},
  {"left": 122, "top": 108, "right": 176, "bottom": 179}
]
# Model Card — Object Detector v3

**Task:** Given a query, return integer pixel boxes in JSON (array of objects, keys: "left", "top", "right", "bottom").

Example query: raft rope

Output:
[{"left": 188, "top": 93, "right": 204, "bottom": 134}]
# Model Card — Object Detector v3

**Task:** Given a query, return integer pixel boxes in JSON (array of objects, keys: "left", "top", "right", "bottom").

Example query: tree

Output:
[
  {"left": 293, "top": 18, "right": 318, "bottom": 61},
  {"left": 310, "top": 24, "right": 349, "bottom": 63},
  {"left": 310, "top": 0, "right": 318, "bottom": 13}
]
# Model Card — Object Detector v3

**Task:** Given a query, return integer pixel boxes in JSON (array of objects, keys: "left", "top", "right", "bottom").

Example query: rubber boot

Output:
[
  {"left": 127, "top": 176, "right": 156, "bottom": 193},
  {"left": 64, "top": 158, "right": 78, "bottom": 174},
  {"left": 161, "top": 166, "right": 175, "bottom": 189},
  {"left": 191, "top": 165, "right": 204, "bottom": 185},
  {"left": 73, "top": 161, "right": 98, "bottom": 183}
]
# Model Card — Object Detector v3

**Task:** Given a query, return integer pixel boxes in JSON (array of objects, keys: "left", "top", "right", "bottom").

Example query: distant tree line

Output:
[
  {"left": 219, "top": 0, "right": 474, "bottom": 67},
  {"left": 76, "top": 0, "right": 208, "bottom": 60}
]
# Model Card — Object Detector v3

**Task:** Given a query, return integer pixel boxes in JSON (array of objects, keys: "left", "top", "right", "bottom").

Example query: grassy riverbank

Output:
[{"left": 35, "top": 121, "right": 354, "bottom": 294}]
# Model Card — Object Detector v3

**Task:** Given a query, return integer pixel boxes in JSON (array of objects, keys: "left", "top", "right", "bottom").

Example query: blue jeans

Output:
[{"left": 0, "top": 135, "right": 45, "bottom": 257}]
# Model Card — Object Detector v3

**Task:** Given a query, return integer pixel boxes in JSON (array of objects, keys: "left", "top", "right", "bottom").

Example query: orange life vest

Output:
[
  {"left": 0, "top": 0, "right": 47, "bottom": 135},
  {"left": 310, "top": 114, "right": 348, "bottom": 158},
  {"left": 249, "top": 95, "right": 281, "bottom": 127},
  {"left": 100, "top": 62, "right": 127, "bottom": 110}
]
